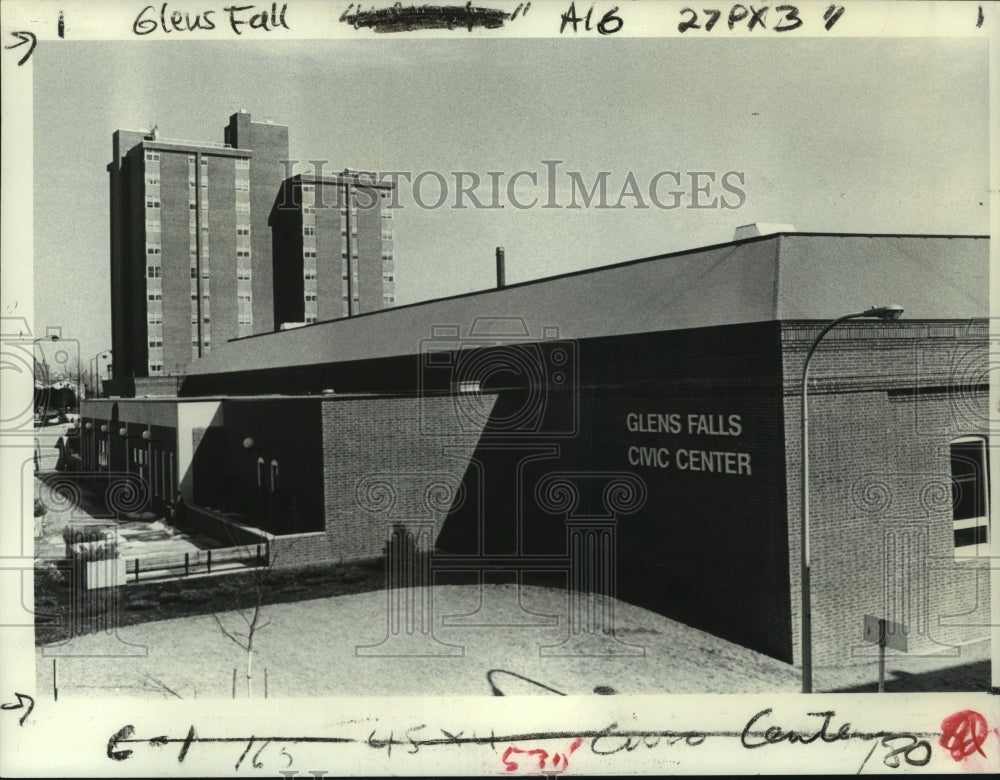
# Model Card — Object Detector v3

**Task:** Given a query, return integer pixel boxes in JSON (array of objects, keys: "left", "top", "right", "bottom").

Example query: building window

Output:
[
  {"left": 303, "top": 226, "right": 315, "bottom": 236},
  {"left": 236, "top": 158, "right": 250, "bottom": 169},
  {"left": 147, "top": 293, "right": 162, "bottom": 301},
  {"left": 145, "top": 151, "right": 160, "bottom": 161},
  {"left": 147, "top": 246, "right": 161, "bottom": 255},
  {"left": 147, "top": 266, "right": 162, "bottom": 278},
  {"left": 237, "top": 269, "right": 251, "bottom": 281},
  {"left": 257, "top": 457, "right": 266, "bottom": 489},
  {"left": 270, "top": 460, "right": 279, "bottom": 493},
  {"left": 951, "top": 437, "right": 989, "bottom": 555}
]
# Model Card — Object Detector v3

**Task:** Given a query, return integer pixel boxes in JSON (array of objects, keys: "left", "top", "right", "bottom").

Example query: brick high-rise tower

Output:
[{"left": 108, "top": 112, "right": 288, "bottom": 380}]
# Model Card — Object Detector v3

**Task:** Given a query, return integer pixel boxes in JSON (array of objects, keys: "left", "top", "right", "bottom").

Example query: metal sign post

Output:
[{"left": 864, "top": 615, "right": 908, "bottom": 693}]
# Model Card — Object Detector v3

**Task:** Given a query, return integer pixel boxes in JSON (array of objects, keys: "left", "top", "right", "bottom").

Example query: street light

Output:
[
  {"left": 90, "top": 350, "right": 111, "bottom": 398},
  {"left": 33, "top": 334, "right": 60, "bottom": 422},
  {"left": 800, "top": 304, "right": 903, "bottom": 693}
]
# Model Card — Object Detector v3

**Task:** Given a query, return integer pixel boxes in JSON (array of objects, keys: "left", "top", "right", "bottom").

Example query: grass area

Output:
[{"left": 34, "top": 558, "right": 386, "bottom": 646}]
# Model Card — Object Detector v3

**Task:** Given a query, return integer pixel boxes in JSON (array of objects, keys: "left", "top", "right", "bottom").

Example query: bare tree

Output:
[{"left": 211, "top": 547, "right": 274, "bottom": 699}]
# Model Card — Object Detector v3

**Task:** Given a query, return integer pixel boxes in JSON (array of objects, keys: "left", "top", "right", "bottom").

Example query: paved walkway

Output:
[{"left": 33, "top": 424, "right": 235, "bottom": 581}]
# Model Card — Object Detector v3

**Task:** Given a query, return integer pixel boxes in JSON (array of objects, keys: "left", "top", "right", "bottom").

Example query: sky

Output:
[{"left": 32, "top": 36, "right": 989, "bottom": 366}]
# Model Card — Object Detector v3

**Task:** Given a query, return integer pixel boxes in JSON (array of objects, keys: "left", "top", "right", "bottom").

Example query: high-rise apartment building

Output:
[
  {"left": 110, "top": 112, "right": 400, "bottom": 382},
  {"left": 271, "top": 172, "right": 396, "bottom": 325},
  {"left": 109, "top": 112, "right": 289, "bottom": 379}
]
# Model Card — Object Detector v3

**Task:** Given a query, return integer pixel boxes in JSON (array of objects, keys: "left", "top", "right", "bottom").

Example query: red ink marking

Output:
[
  {"left": 501, "top": 739, "right": 582, "bottom": 773},
  {"left": 940, "top": 710, "right": 988, "bottom": 761}
]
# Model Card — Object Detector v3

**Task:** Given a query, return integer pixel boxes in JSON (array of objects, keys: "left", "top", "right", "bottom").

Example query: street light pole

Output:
[
  {"left": 90, "top": 350, "right": 111, "bottom": 398},
  {"left": 800, "top": 304, "right": 903, "bottom": 693},
  {"left": 33, "top": 334, "right": 60, "bottom": 423}
]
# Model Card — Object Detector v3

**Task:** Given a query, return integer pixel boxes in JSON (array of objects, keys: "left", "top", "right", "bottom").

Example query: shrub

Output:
[
  {"left": 62, "top": 525, "right": 114, "bottom": 545},
  {"left": 72, "top": 538, "right": 119, "bottom": 562}
]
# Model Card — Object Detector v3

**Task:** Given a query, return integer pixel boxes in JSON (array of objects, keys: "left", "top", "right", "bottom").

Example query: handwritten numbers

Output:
[
  {"left": 773, "top": 5, "right": 803, "bottom": 31},
  {"left": 502, "top": 738, "right": 583, "bottom": 774},
  {"left": 679, "top": 5, "right": 840, "bottom": 32},
  {"left": 882, "top": 736, "right": 932, "bottom": 768},
  {"left": 4, "top": 31, "right": 37, "bottom": 65},
  {"left": 559, "top": 3, "right": 623, "bottom": 35}
]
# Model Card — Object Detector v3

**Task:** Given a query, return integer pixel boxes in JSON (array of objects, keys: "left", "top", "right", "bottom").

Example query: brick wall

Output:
[
  {"left": 782, "top": 321, "right": 990, "bottom": 667},
  {"left": 278, "top": 394, "right": 498, "bottom": 567}
]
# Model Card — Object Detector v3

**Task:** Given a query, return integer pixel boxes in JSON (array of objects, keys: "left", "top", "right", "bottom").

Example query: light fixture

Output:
[
  {"left": 800, "top": 303, "right": 903, "bottom": 693},
  {"left": 141, "top": 430, "right": 151, "bottom": 441},
  {"left": 242, "top": 437, "right": 255, "bottom": 450},
  {"left": 119, "top": 427, "right": 127, "bottom": 437},
  {"left": 100, "top": 424, "right": 108, "bottom": 433},
  {"left": 85, "top": 422, "right": 92, "bottom": 430}
]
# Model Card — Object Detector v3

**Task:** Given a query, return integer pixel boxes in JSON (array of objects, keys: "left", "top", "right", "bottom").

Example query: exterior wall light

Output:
[
  {"left": 141, "top": 430, "right": 151, "bottom": 441},
  {"left": 100, "top": 424, "right": 108, "bottom": 433},
  {"left": 243, "top": 437, "right": 255, "bottom": 450},
  {"left": 119, "top": 427, "right": 128, "bottom": 437}
]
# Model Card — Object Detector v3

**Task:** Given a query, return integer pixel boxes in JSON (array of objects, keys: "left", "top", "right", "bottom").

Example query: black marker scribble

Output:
[
  {"left": 340, "top": 1, "right": 530, "bottom": 33},
  {"left": 106, "top": 712, "right": 944, "bottom": 772},
  {"left": 0, "top": 692, "right": 35, "bottom": 726},
  {"left": 4, "top": 31, "right": 37, "bottom": 66}
]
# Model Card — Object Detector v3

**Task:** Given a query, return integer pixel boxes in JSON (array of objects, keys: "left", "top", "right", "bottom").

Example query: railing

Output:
[{"left": 129, "top": 543, "right": 268, "bottom": 583}]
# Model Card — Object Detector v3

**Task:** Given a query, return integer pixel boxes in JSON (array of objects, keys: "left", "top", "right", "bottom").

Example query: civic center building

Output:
[{"left": 80, "top": 230, "right": 991, "bottom": 667}]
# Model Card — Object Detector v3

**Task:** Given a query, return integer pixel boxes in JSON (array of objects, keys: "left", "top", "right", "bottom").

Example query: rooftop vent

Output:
[{"left": 733, "top": 223, "right": 796, "bottom": 240}]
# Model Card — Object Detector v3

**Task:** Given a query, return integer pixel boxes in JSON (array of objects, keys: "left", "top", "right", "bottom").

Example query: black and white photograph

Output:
[{"left": 1, "top": 0, "right": 997, "bottom": 775}]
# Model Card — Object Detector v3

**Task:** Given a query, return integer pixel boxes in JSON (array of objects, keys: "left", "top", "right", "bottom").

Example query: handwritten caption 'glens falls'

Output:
[
  {"left": 133, "top": 3, "right": 289, "bottom": 35},
  {"left": 626, "top": 412, "right": 751, "bottom": 475}
]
